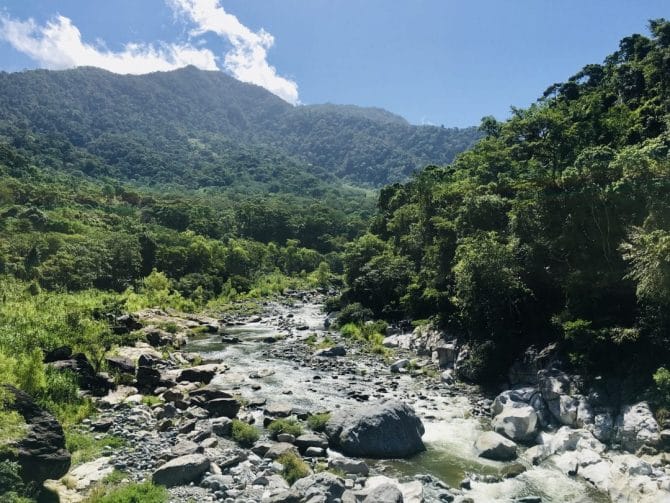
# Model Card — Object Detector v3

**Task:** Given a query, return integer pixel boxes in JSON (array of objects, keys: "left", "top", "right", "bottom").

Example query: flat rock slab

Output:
[
  {"left": 152, "top": 454, "right": 210, "bottom": 487},
  {"left": 68, "top": 457, "right": 114, "bottom": 490}
]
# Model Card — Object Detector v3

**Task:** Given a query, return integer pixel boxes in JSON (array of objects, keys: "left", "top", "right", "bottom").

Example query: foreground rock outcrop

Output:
[
  {"left": 1, "top": 385, "right": 71, "bottom": 485},
  {"left": 325, "top": 399, "right": 425, "bottom": 458}
]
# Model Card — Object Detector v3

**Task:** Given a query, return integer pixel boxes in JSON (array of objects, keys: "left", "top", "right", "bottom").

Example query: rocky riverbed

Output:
[{"left": 24, "top": 291, "right": 670, "bottom": 502}]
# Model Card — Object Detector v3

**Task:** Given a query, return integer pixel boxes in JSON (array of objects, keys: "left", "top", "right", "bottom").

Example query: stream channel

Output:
[{"left": 184, "top": 300, "right": 608, "bottom": 503}]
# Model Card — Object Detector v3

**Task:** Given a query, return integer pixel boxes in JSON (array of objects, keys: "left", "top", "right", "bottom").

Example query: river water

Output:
[{"left": 184, "top": 301, "right": 609, "bottom": 503}]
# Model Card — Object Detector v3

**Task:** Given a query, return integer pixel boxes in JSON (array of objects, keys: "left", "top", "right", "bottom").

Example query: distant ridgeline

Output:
[
  {"left": 340, "top": 20, "right": 670, "bottom": 386},
  {"left": 0, "top": 66, "right": 480, "bottom": 190}
]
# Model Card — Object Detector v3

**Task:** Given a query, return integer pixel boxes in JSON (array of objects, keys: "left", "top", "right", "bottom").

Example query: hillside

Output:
[
  {"left": 0, "top": 66, "right": 480, "bottom": 189},
  {"left": 340, "top": 20, "right": 670, "bottom": 388}
]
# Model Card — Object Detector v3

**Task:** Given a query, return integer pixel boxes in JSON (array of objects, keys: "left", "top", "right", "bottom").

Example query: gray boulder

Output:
[
  {"left": 475, "top": 431, "right": 518, "bottom": 461},
  {"left": 152, "top": 454, "right": 210, "bottom": 487},
  {"left": 329, "top": 457, "right": 370, "bottom": 475},
  {"left": 292, "top": 472, "right": 345, "bottom": 502},
  {"left": 363, "top": 483, "right": 404, "bottom": 503},
  {"left": 325, "top": 400, "right": 425, "bottom": 458},
  {"left": 492, "top": 405, "right": 539, "bottom": 443}
]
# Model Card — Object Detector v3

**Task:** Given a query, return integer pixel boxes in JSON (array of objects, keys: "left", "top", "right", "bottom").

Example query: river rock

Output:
[
  {"left": 189, "top": 385, "right": 234, "bottom": 402},
  {"left": 136, "top": 365, "right": 161, "bottom": 391},
  {"left": 265, "top": 442, "right": 299, "bottom": 459},
  {"left": 492, "top": 405, "right": 539, "bottom": 443},
  {"left": 613, "top": 402, "right": 661, "bottom": 452},
  {"left": 329, "top": 457, "right": 370, "bottom": 475},
  {"left": 203, "top": 398, "right": 240, "bottom": 418},
  {"left": 295, "top": 433, "right": 329, "bottom": 452},
  {"left": 105, "top": 355, "right": 135, "bottom": 374},
  {"left": 325, "top": 399, "right": 425, "bottom": 458},
  {"left": 2, "top": 385, "right": 71, "bottom": 485},
  {"left": 177, "top": 364, "right": 221, "bottom": 384},
  {"left": 363, "top": 483, "right": 404, "bottom": 503},
  {"left": 390, "top": 359, "right": 410, "bottom": 373},
  {"left": 152, "top": 453, "right": 210, "bottom": 487},
  {"left": 265, "top": 402, "right": 294, "bottom": 417},
  {"left": 68, "top": 457, "right": 114, "bottom": 489},
  {"left": 314, "top": 345, "right": 346, "bottom": 357},
  {"left": 491, "top": 388, "right": 536, "bottom": 415},
  {"left": 432, "top": 342, "right": 457, "bottom": 368},
  {"left": 474, "top": 431, "right": 518, "bottom": 461},
  {"left": 547, "top": 394, "right": 579, "bottom": 427},
  {"left": 538, "top": 369, "right": 572, "bottom": 401},
  {"left": 292, "top": 472, "right": 346, "bottom": 501}
]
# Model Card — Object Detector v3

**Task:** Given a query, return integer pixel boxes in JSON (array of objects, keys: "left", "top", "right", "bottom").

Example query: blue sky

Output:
[{"left": 0, "top": 1, "right": 667, "bottom": 127}]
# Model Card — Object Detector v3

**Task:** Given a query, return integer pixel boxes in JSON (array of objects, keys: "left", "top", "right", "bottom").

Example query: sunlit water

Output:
[{"left": 184, "top": 303, "right": 609, "bottom": 503}]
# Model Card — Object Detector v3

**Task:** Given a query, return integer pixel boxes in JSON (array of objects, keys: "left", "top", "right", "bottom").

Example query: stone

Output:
[
  {"left": 43, "top": 346, "right": 72, "bottom": 363},
  {"left": 177, "top": 364, "right": 221, "bottom": 384},
  {"left": 152, "top": 454, "right": 210, "bottom": 487},
  {"left": 363, "top": 483, "right": 403, "bottom": 503},
  {"left": 538, "top": 369, "right": 572, "bottom": 401},
  {"left": 304, "top": 446, "right": 326, "bottom": 457},
  {"left": 474, "top": 431, "right": 518, "bottom": 461},
  {"left": 68, "top": 457, "right": 114, "bottom": 489},
  {"left": 432, "top": 343, "right": 457, "bottom": 368},
  {"left": 189, "top": 385, "right": 234, "bottom": 402},
  {"left": 295, "top": 433, "right": 329, "bottom": 452},
  {"left": 547, "top": 395, "right": 579, "bottom": 427},
  {"left": 277, "top": 433, "right": 296, "bottom": 443},
  {"left": 390, "top": 359, "right": 410, "bottom": 373},
  {"left": 2, "top": 385, "right": 71, "bottom": 484},
  {"left": 491, "top": 387, "right": 536, "bottom": 416},
  {"left": 592, "top": 411, "right": 615, "bottom": 442},
  {"left": 325, "top": 399, "right": 425, "bottom": 458},
  {"left": 264, "top": 442, "right": 299, "bottom": 459},
  {"left": 265, "top": 402, "right": 294, "bottom": 417},
  {"left": 211, "top": 417, "right": 233, "bottom": 437},
  {"left": 328, "top": 457, "right": 370, "bottom": 475},
  {"left": 203, "top": 398, "right": 240, "bottom": 419},
  {"left": 292, "top": 472, "right": 345, "bottom": 502},
  {"left": 492, "top": 405, "right": 539, "bottom": 443},
  {"left": 614, "top": 402, "right": 661, "bottom": 452},
  {"left": 314, "top": 345, "right": 347, "bottom": 357},
  {"left": 136, "top": 366, "right": 161, "bottom": 391},
  {"left": 171, "top": 440, "right": 201, "bottom": 458},
  {"left": 105, "top": 355, "right": 135, "bottom": 374}
]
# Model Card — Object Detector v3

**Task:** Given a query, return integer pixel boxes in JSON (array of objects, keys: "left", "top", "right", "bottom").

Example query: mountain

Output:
[{"left": 0, "top": 66, "right": 480, "bottom": 190}]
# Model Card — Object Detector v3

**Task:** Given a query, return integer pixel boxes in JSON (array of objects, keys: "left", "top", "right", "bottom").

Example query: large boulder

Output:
[
  {"left": 475, "top": 431, "right": 518, "bottom": 461},
  {"left": 47, "top": 353, "right": 114, "bottom": 396},
  {"left": 1, "top": 385, "right": 71, "bottom": 485},
  {"left": 613, "top": 402, "right": 661, "bottom": 452},
  {"left": 152, "top": 454, "right": 210, "bottom": 487},
  {"left": 325, "top": 400, "right": 425, "bottom": 458},
  {"left": 492, "top": 405, "right": 539, "bottom": 443},
  {"left": 491, "top": 388, "right": 536, "bottom": 415}
]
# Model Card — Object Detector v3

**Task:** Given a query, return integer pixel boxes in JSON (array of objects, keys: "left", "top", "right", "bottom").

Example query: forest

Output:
[{"left": 338, "top": 19, "right": 670, "bottom": 391}]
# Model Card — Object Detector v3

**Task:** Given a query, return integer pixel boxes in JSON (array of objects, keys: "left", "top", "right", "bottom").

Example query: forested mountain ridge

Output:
[
  {"left": 0, "top": 66, "right": 480, "bottom": 188},
  {"left": 340, "top": 20, "right": 670, "bottom": 390}
]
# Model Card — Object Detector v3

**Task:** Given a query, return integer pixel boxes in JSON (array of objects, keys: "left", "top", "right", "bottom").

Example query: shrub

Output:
[
  {"left": 277, "top": 452, "right": 310, "bottom": 485},
  {"left": 231, "top": 420, "right": 259, "bottom": 447},
  {"left": 336, "top": 303, "right": 373, "bottom": 326},
  {"left": 306, "top": 412, "right": 330, "bottom": 432},
  {"left": 268, "top": 419, "right": 303, "bottom": 439},
  {"left": 0, "top": 460, "right": 36, "bottom": 502},
  {"left": 66, "top": 431, "right": 125, "bottom": 466},
  {"left": 654, "top": 367, "right": 670, "bottom": 404}
]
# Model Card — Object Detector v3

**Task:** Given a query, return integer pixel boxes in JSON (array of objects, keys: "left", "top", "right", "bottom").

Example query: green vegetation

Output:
[
  {"left": 84, "top": 480, "right": 167, "bottom": 503},
  {"left": 276, "top": 452, "right": 310, "bottom": 485},
  {"left": 340, "top": 20, "right": 670, "bottom": 395},
  {"left": 231, "top": 420, "right": 260, "bottom": 447},
  {"left": 306, "top": 412, "right": 331, "bottom": 433},
  {"left": 66, "top": 431, "right": 126, "bottom": 466},
  {"left": 267, "top": 418, "right": 303, "bottom": 439},
  {"left": 339, "top": 321, "right": 389, "bottom": 355},
  {"left": 0, "top": 461, "right": 36, "bottom": 503}
]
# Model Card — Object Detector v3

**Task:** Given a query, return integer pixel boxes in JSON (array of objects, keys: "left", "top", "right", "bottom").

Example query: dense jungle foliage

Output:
[
  {"left": 0, "top": 66, "right": 480, "bottom": 189},
  {"left": 340, "top": 20, "right": 670, "bottom": 390}
]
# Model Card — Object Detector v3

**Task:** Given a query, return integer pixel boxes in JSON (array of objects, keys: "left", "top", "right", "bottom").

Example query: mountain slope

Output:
[{"left": 0, "top": 66, "right": 480, "bottom": 189}]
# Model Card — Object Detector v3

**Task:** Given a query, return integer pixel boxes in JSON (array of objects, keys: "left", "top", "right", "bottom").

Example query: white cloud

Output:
[
  {"left": 169, "top": 0, "right": 299, "bottom": 104},
  {"left": 0, "top": 14, "right": 218, "bottom": 74}
]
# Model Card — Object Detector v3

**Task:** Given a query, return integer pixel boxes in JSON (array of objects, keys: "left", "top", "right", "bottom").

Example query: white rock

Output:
[
  {"left": 67, "top": 457, "right": 114, "bottom": 490},
  {"left": 614, "top": 402, "right": 661, "bottom": 452},
  {"left": 492, "top": 405, "right": 539, "bottom": 443}
]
